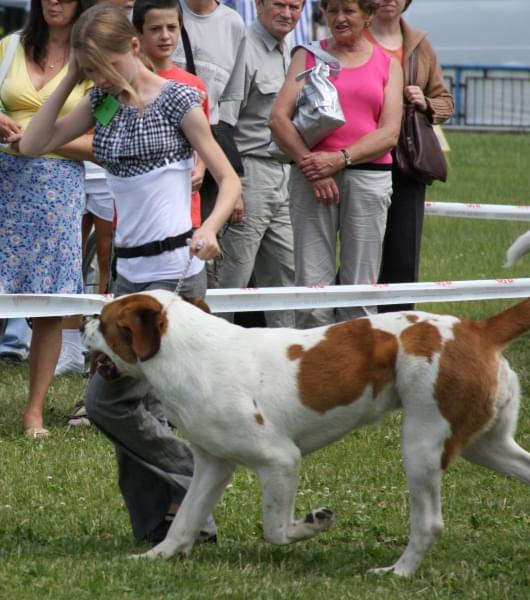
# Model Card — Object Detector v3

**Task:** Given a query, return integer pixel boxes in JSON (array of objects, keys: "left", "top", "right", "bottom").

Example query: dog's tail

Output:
[
  {"left": 481, "top": 298, "right": 530, "bottom": 348},
  {"left": 504, "top": 230, "right": 530, "bottom": 267}
]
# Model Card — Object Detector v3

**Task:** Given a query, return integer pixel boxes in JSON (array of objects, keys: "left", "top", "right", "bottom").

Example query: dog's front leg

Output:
[
  {"left": 133, "top": 448, "right": 235, "bottom": 560},
  {"left": 256, "top": 444, "right": 335, "bottom": 545}
]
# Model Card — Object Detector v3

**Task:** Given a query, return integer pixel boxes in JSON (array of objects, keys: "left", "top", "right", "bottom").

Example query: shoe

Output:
[
  {"left": 55, "top": 344, "right": 86, "bottom": 376},
  {"left": 0, "top": 352, "right": 24, "bottom": 364},
  {"left": 24, "top": 427, "right": 50, "bottom": 439},
  {"left": 67, "top": 400, "right": 91, "bottom": 427}
]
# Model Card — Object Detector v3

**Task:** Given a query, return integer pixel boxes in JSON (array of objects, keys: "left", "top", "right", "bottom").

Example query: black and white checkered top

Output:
[{"left": 90, "top": 81, "right": 201, "bottom": 178}]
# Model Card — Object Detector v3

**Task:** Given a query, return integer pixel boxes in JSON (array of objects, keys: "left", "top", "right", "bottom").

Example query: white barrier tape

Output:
[
  {"left": 0, "top": 294, "right": 109, "bottom": 319},
  {"left": 206, "top": 279, "right": 530, "bottom": 313},
  {"left": 425, "top": 201, "right": 530, "bottom": 221},
  {"left": 1, "top": 279, "right": 529, "bottom": 317}
]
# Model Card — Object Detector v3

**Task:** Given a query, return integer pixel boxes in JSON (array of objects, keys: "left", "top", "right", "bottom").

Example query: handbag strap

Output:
[
  {"left": 0, "top": 32, "right": 20, "bottom": 91},
  {"left": 293, "top": 41, "right": 341, "bottom": 73},
  {"left": 408, "top": 47, "right": 418, "bottom": 87},
  {"left": 180, "top": 25, "right": 196, "bottom": 75}
]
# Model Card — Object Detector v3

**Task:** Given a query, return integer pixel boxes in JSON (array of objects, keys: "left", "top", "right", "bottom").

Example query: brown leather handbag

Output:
[{"left": 394, "top": 49, "right": 448, "bottom": 185}]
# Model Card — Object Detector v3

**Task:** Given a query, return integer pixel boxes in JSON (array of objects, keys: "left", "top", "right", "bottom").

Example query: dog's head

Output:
[{"left": 81, "top": 291, "right": 210, "bottom": 376}]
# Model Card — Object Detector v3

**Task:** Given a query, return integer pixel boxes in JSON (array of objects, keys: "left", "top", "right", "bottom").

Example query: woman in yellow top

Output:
[{"left": 0, "top": 0, "right": 93, "bottom": 438}]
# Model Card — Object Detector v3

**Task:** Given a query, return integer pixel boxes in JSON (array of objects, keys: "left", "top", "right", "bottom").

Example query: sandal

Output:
[{"left": 24, "top": 427, "right": 50, "bottom": 439}]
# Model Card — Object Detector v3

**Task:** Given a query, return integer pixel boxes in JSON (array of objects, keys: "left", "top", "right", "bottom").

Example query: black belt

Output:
[
  {"left": 346, "top": 163, "right": 392, "bottom": 171},
  {"left": 113, "top": 229, "right": 193, "bottom": 259}
]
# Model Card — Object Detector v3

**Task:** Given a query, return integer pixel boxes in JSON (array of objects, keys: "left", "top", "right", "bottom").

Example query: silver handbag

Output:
[{"left": 268, "top": 43, "right": 345, "bottom": 162}]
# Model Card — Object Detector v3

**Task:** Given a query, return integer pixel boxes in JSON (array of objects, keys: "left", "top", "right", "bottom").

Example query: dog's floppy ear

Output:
[
  {"left": 116, "top": 299, "right": 168, "bottom": 361},
  {"left": 182, "top": 296, "right": 211, "bottom": 314}
]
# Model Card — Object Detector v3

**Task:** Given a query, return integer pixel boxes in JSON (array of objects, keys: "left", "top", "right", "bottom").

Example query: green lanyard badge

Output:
[{"left": 94, "top": 94, "right": 120, "bottom": 126}]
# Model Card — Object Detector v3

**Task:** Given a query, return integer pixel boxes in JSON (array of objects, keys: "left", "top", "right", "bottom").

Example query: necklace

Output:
[{"left": 45, "top": 47, "right": 68, "bottom": 70}]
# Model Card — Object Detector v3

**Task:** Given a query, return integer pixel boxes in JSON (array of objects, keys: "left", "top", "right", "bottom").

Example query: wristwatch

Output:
[{"left": 340, "top": 148, "right": 353, "bottom": 167}]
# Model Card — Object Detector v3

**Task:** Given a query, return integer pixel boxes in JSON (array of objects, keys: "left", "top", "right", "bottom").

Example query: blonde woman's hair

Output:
[{"left": 71, "top": 3, "right": 142, "bottom": 105}]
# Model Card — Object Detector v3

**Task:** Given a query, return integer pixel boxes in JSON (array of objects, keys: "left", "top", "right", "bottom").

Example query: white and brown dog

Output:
[{"left": 81, "top": 290, "right": 530, "bottom": 576}]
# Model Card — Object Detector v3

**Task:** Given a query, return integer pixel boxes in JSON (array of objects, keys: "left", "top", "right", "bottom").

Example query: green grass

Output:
[{"left": 1, "top": 131, "right": 529, "bottom": 599}]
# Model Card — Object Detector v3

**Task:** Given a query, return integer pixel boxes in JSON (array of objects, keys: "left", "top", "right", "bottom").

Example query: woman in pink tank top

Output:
[{"left": 270, "top": 0, "right": 403, "bottom": 328}]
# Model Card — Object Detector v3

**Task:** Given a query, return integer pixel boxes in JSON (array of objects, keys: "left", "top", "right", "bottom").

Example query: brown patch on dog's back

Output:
[
  {"left": 435, "top": 320, "right": 498, "bottom": 468},
  {"left": 255, "top": 414, "right": 265, "bottom": 425},
  {"left": 406, "top": 314, "right": 419, "bottom": 323},
  {"left": 292, "top": 320, "right": 398, "bottom": 413},
  {"left": 400, "top": 321, "right": 443, "bottom": 363}
]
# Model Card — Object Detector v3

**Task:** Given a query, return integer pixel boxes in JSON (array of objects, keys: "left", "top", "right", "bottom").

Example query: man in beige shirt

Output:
[{"left": 219, "top": 0, "right": 304, "bottom": 327}]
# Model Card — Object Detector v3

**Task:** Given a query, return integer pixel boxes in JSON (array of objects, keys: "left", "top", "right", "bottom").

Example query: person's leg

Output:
[
  {"left": 253, "top": 162, "right": 295, "bottom": 328},
  {"left": 218, "top": 158, "right": 267, "bottom": 323},
  {"left": 337, "top": 170, "right": 392, "bottom": 322},
  {"left": 23, "top": 316, "right": 62, "bottom": 434},
  {"left": 85, "top": 270, "right": 216, "bottom": 542},
  {"left": 378, "top": 168, "right": 426, "bottom": 313},
  {"left": 85, "top": 372, "right": 199, "bottom": 541},
  {"left": 81, "top": 212, "right": 94, "bottom": 256},
  {"left": 289, "top": 167, "right": 338, "bottom": 328},
  {"left": 0, "top": 318, "right": 32, "bottom": 361},
  {"left": 92, "top": 215, "right": 113, "bottom": 294}
]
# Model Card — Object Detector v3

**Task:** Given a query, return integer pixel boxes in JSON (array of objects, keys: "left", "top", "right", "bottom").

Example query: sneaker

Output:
[
  {"left": 0, "top": 352, "right": 24, "bottom": 365},
  {"left": 67, "top": 400, "right": 91, "bottom": 427},
  {"left": 55, "top": 343, "right": 86, "bottom": 376}
]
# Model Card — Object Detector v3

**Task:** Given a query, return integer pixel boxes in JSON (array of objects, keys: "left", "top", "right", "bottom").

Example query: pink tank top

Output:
[{"left": 305, "top": 40, "right": 392, "bottom": 164}]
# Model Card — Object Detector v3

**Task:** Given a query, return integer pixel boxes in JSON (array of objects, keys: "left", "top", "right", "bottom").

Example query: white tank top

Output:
[{"left": 107, "top": 160, "right": 203, "bottom": 283}]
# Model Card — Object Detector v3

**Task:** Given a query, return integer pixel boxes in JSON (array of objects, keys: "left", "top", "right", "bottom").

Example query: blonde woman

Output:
[{"left": 20, "top": 4, "right": 240, "bottom": 545}]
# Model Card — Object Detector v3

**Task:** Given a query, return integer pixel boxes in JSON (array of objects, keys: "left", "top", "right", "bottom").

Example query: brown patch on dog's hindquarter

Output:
[
  {"left": 435, "top": 321, "right": 498, "bottom": 468},
  {"left": 255, "top": 414, "right": 265, "bottom": 425},
  {"left": 289, "top": 320, "right": 398, "bottom": 413}
]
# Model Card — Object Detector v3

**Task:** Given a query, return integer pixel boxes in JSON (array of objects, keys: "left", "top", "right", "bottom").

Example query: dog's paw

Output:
[
  {"left": 303, "top": 507, "right": 336, "bottom": 531},
  {"left": 128, "top": 540, "right": 183, "bottom": 560},
  {"left": 368, "top": 564, "right": 414, "bottom": 577}
]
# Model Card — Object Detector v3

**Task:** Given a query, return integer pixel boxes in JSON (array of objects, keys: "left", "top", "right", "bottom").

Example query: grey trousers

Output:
[
  {"left": 289, "top": 166, "right": 392, "bottom": 328},
  {"left": 84, "top": 269, "right": 217, "bottom": 542},
  {"left": 218, "top": 157, "right": 295, "bottom": 328}
]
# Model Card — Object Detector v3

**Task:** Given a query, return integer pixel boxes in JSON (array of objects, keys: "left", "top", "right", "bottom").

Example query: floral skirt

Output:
[{"left": 0, "top": 152, "right": 85, "bottom": 293}]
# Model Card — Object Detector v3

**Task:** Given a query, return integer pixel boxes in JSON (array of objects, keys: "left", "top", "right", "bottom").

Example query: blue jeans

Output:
[{"left": 0, "top": 319, "right": 32, "bottom": 360}]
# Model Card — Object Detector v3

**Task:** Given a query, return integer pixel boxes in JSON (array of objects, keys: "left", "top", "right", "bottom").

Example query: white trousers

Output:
[
  {"left": 289, "top": 166, "right": 392, "bottom": 328},
  {"left": 219, "top": 156, "right": 295, "bottom": 327}
]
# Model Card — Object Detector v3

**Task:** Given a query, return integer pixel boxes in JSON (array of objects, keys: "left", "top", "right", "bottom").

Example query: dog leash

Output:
[{"left": 174, "top": 238, "right": 204, "bottom": 295}]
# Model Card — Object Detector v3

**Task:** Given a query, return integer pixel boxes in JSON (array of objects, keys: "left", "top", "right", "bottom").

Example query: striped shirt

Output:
[{"left": 222, "top": 0, "right": 314, "bottom": 46}]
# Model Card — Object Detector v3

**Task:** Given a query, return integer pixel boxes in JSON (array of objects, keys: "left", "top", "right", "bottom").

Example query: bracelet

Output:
[{"left": 340, "top": 148, "right": 353, "bottom": 167}]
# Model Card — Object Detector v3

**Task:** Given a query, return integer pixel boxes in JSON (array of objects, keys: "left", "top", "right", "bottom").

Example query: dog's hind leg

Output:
[
  {"left": 463, "top": 366, "right": 530, "bottom": 485},
  {"left": 463, "top": 405, "right": 530, "bottom": 485},
  {"left": 256, "top": 443, "right": 335, "bottom": 545},
  {"left": 464, "top": 435, "right": 530, "bottom": 484},
  {"left": 371, "top": 411, "right": 446, "bottom": 577},
  {"left": 134, "top": 447, "right": 235, "bottom": 560}
]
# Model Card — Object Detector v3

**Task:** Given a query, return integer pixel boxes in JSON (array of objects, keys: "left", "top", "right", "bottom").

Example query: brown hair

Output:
[
  {"left": 71, "top": 3, "right": 141, "bottom": 104},
  {"left": 320, "top": 0, "right": 380, "bottom": 15}
]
